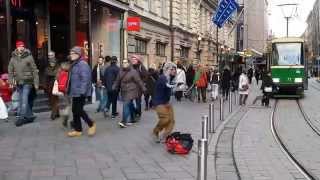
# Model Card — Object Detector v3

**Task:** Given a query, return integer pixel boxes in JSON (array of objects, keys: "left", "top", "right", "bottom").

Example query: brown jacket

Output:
[{"left": 113, "top": 67, "right": 146, "bottom": 102}]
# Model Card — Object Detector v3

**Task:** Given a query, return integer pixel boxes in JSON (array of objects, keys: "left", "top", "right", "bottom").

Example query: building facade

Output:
[{"left": 0, "top": 0, "right": 238, "bottom": 76}]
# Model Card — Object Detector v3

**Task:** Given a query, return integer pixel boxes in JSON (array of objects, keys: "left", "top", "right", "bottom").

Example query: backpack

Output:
[
  {"left": 165, "top": 132, "right": 193, "bottom": 154},
  {"left": 58, "top": 70, "right": 69, "bottom": 93}
]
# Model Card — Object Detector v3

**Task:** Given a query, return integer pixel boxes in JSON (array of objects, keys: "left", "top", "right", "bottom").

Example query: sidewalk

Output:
[{"left": 0, "top": 93, "right": 235, "bottom": 180}]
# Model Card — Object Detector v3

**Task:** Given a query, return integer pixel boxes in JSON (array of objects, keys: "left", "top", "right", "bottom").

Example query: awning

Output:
[{"left": 237, "top": 48, "right": 263, "bottom": 58}]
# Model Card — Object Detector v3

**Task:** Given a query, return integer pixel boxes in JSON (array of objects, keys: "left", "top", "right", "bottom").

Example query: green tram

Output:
[{"left": 271, "top": 37, "right": 307, "bottom": 97}]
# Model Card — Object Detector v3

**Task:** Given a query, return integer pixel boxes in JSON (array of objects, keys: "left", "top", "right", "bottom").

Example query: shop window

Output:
[
  {"left": 75, "top": 0, "right": 89, "bottom": 61},
  {"left": 92, "top": 3, "right": 122, "bottom": 64},
  {"left": 0, "top": 0, "right": 7, "bottom": 73},
  {"left": 180, "top": 46, "right": 189, "bottom": 58},
  {"left": 156, "top": 42, "right": 166, "bottom": 56},
  {"left": 136, "top": 39, "right": 147, "bottom": 54}
]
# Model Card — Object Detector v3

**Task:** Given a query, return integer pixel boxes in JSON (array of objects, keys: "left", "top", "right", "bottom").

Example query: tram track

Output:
[{"left": 271, "top": 100, "right": 316, "bottom": 180}]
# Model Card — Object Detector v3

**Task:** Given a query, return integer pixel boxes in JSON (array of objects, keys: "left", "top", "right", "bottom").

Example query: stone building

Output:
[{"left": 127, "top": 0, "right": 237, "bottom": 68}]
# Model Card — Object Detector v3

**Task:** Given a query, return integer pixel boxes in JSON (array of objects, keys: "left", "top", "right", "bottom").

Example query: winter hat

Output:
[
  {"left": 70, "top": 46, "right": 82, "bottom": 56},
  {"left": 0, "top": 73, "right": 8, "bottom": 80},
  {"left": 16, "top": 41, "right": 25, "bottom": 48}
]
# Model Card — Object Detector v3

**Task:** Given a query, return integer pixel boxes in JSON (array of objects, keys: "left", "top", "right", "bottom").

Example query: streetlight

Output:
[
  {"left": 197, "top": 36, "right": 202, "bottom": 63},
  {"left": 278, "top": 3, "right": 298, "bottom": 37}
]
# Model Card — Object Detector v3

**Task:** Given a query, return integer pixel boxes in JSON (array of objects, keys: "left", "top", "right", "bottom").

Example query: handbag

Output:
[
  {"left": 206, "top": 83, "right": 212, "bottom": 91},
  {"left": 0, "top": 97, "right": 8, "bottom": 119},
  {"left": 264, "top": 86, "right": 272, "bottom": 93},
  {"left": 52, "top": 80, "right": 64, "bottom": 96},
  {"left": 241, "top": 84, "right": 249, "bottom": 91}
]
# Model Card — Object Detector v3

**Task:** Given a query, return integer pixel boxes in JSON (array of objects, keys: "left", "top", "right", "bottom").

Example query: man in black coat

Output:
[
  {"left": 221, "top": 67, "right": 231, "bottom": 100},
  {"left": 104, "top": 56, "right": 120, "bottom": 118}
]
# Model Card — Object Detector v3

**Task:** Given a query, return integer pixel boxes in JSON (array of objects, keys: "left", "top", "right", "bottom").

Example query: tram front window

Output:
[{"left": 273, "top": 43, "right": 302, "bottom": 66}]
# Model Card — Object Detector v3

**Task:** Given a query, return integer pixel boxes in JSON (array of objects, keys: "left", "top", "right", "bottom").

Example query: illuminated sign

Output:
[{"left": 127, "top": 17, "right": 141, "bottom": 32}]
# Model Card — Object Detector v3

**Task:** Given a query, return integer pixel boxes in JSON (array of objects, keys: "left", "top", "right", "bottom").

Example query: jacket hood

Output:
[{"left": 12, "top": 49, "right": 32, "bottom": 58}]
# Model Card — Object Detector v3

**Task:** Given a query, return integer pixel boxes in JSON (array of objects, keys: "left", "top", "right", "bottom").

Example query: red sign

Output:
[{"left": 127, "top": 17, "right": 141, "bottom": 32}]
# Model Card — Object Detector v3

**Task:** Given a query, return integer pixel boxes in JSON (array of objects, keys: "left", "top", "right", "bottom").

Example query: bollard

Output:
[
  {"left": 197, "top": 139, "right": 208, "bottom": 180},
  {"left": 220, "top": 96, "right": 224, "bottom": 121},
  {"left": 229, "top": 92, "right": 232, "bottom": 113},
  {"left": 234, "top": 91, "right": 238, "bottom": 105},
  {"left": 201, "top": 116, "right": 209, "bottom": 140},
  {"left": 209, "top": 104, "right": 215, "bottom": 133}
]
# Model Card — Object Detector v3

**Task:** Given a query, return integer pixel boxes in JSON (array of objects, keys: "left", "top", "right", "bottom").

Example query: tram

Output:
[{"left": 271, "top": 37, "right": 307, "bottom": 97}]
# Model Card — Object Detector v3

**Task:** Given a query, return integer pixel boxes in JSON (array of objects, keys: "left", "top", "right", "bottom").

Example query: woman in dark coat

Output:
[
  {"left": 221, "top": 67, "right": 231, "bottom": 100},
  {"left": 260, "top": 71, "right": 273, "bottom": 106},
  {"left": 186, "top": 65, "right": 195, "bottom": 88},
  {"left": 144, "top": 68, "right": 158, "bottom": 110}
]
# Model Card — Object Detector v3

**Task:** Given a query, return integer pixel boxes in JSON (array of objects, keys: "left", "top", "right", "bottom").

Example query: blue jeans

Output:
[
  {"left": 96, "top": 86, "right": 108, "bottom": 112},
  {"left": 17, "top": 84, "right": 33, "bottom": 119},
  {"left": 133, "top": 97, "right": 142, "bottom": 117},
  {"left": 122, "top": 100, "right": 135, "bottom": 124}
]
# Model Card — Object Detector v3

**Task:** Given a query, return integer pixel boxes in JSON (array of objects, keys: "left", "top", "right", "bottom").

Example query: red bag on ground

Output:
[
  {"left": 165, "top": 132, "right": 193, "bottom": 154},
  {"left": 57, "top": 70, "right": 69, "bottom": 93}
]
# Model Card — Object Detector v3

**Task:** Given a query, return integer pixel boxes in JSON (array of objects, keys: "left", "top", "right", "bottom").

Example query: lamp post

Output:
[
  {"left": 278, "top": 3, "right": 297, "bottom": 37},
  {"left": 198, "top": 36, "right": 202, "bottom": 63}
]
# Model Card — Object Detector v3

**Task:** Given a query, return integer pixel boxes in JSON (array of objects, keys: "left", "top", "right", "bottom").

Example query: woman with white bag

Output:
[
  {"left": 238, "top": 70, "right": 250, "bottom": 106},
  {"left": 174, "top": 63, "right": 186, "bottom": 102}
]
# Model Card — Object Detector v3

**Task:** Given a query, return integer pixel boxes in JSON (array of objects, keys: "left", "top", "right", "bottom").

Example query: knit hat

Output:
[
  {"left": 70, "top": 46, "right": 82, "bottom": 56},
  {"left": 16, "top": 41, "right": 25, "bottom": 48},
  {"left": 111, "top": 56, "right": 118, "bottom": 63}
]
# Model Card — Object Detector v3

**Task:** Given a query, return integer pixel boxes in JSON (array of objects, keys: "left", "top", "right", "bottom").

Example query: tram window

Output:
[{"left": 273, "top": 43, "right": 302, "bottom": 66}]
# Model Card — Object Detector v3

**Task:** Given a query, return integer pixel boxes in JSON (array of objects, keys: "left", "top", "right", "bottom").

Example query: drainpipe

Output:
[{"left": 170, "top": 0, "right": 174, "bottom": 62}]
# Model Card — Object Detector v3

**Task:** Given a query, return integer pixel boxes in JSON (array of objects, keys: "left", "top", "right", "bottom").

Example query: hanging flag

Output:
[{"left": 213, "top": 0, "right": 239, "bottom": 28}]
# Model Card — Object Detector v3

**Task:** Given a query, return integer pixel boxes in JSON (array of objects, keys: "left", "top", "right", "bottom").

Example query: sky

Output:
[{"left": 268, "top": 0, "right": 316, "bottom": 37}]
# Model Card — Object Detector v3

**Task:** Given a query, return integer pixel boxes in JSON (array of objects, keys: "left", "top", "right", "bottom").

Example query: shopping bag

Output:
[
  {"left": 91, "top": 84, "right": 96, "bottom": 103},
  {"left": 10, "top": 90, "right": 19, "bottom": 112},
  {"left": 0, "top": 97, "right": 8, "bottom": 119},
  {"left": 52, "top": 80, "right": 64, "bottom": 96}
]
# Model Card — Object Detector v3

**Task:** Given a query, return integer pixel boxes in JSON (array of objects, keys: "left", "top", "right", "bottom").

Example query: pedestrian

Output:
[
  {"left": 104, "top": 56, "right": 120, "bottom": 119},
  {"left": 8, "top": 40, "right": 39, "bottom": 127},
  {"left": 209, "top": 69, "right": 219, "bottom": 101},
  {"left": 221, "top": 66, "right": 232, "bottom": 100},
  {"left": 45, "top": 51, "right": 60, "bottom": 120},
  {"left": 144, "top": 66, "right": 158, "bottom": 110},
  {"left": 238, "top": 70, "right": 249, "bottom": 106},
  {"left": 174, "top": 63, "right": 186, "bottom": 102},
  {"left": 130, "top": 55, "right": 148, "bottom": 121},
  {"left": 56, "top": 61, "right": 72, "bottom": 128},
  {"left": 67, "top": 46, "right": 96, "bottom": 137},
  {"left": 113, "top": 59, "right": 146, "bottom": 128},
  {"left": 186, "top": 64, "right": 195, "bottom": 88},
  {"left": 0, "top": 73, "right": 12, "bottom": 104},
  {"left": 260, "top": 71, "right": 273, "bottom": 107},
  {"left": 194, "top": 64, "right": 208, "bottom": 103},
  {"left": 152, "top": 62, "right": 177, "bottom": 143},
  {"left": 254, "top": 68, "right": 260, "bottom": 85},
  {"left": 92, "top": 56, "right": 107, "bottom": 113},
  {"left": 247, "top": 67, "right": 253, "bottom": 84}
]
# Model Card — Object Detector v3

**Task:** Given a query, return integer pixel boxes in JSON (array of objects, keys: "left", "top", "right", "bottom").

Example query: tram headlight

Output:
[
  {"left": 272, "top": 78, "right": 280, "bottom": 83},
  {"left": 294, "top": 78, "right": 303, "bottom": 83}
]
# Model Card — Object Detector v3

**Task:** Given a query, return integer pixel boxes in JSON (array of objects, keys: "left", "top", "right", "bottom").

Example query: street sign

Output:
[
  {"left": 213, "top": 0, "right": 239, "bottom": 28},
  {"left": 127, "top": 17, "right": 141, "bottom": 32}
]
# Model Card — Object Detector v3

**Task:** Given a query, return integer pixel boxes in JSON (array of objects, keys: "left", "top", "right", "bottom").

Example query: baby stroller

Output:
[{"left": 183, "top": 84, "right": 196, "bottom": 102}]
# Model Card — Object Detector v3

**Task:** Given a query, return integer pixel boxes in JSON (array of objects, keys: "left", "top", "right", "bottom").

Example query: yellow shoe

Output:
[
  {"left": 88, "top": 122, "right": 96, "bottom": 136},
  {"left": 67, "top": 131, "right": 82, "bottom": 137}
]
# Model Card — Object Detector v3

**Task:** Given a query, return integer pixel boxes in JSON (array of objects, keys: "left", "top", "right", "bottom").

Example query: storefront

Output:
[{"left": 0, "top": 0, "right": 127, "bottom": 82}]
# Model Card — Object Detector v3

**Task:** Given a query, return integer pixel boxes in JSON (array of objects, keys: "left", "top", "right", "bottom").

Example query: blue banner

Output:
[{"left": 213, "top": 0, "right": 239, "bottom": 28}]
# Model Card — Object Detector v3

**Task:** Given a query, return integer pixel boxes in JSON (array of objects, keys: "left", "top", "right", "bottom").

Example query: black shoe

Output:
[
  {"left": 118, "top": 122, "right": 127, "bottom": 128},
  {"left": 15, "top": 118, "right": 25, "bottom": 127}
]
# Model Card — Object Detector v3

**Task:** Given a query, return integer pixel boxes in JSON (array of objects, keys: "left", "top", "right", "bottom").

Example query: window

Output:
[
  {"left": 180, "top": 46, "right": 189, "bottom": 58},
  {"left": 272, "top": 43, "right": 302, "bottom": 65},
  {"left": 135, "top": 39, "right": 147, "bottom": 54},
  {"left": 156, "top": 42, "right": 166, "bottom": 56},
  {"left": 161, "top": 0, "right": 168, "bottom": 18}
]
